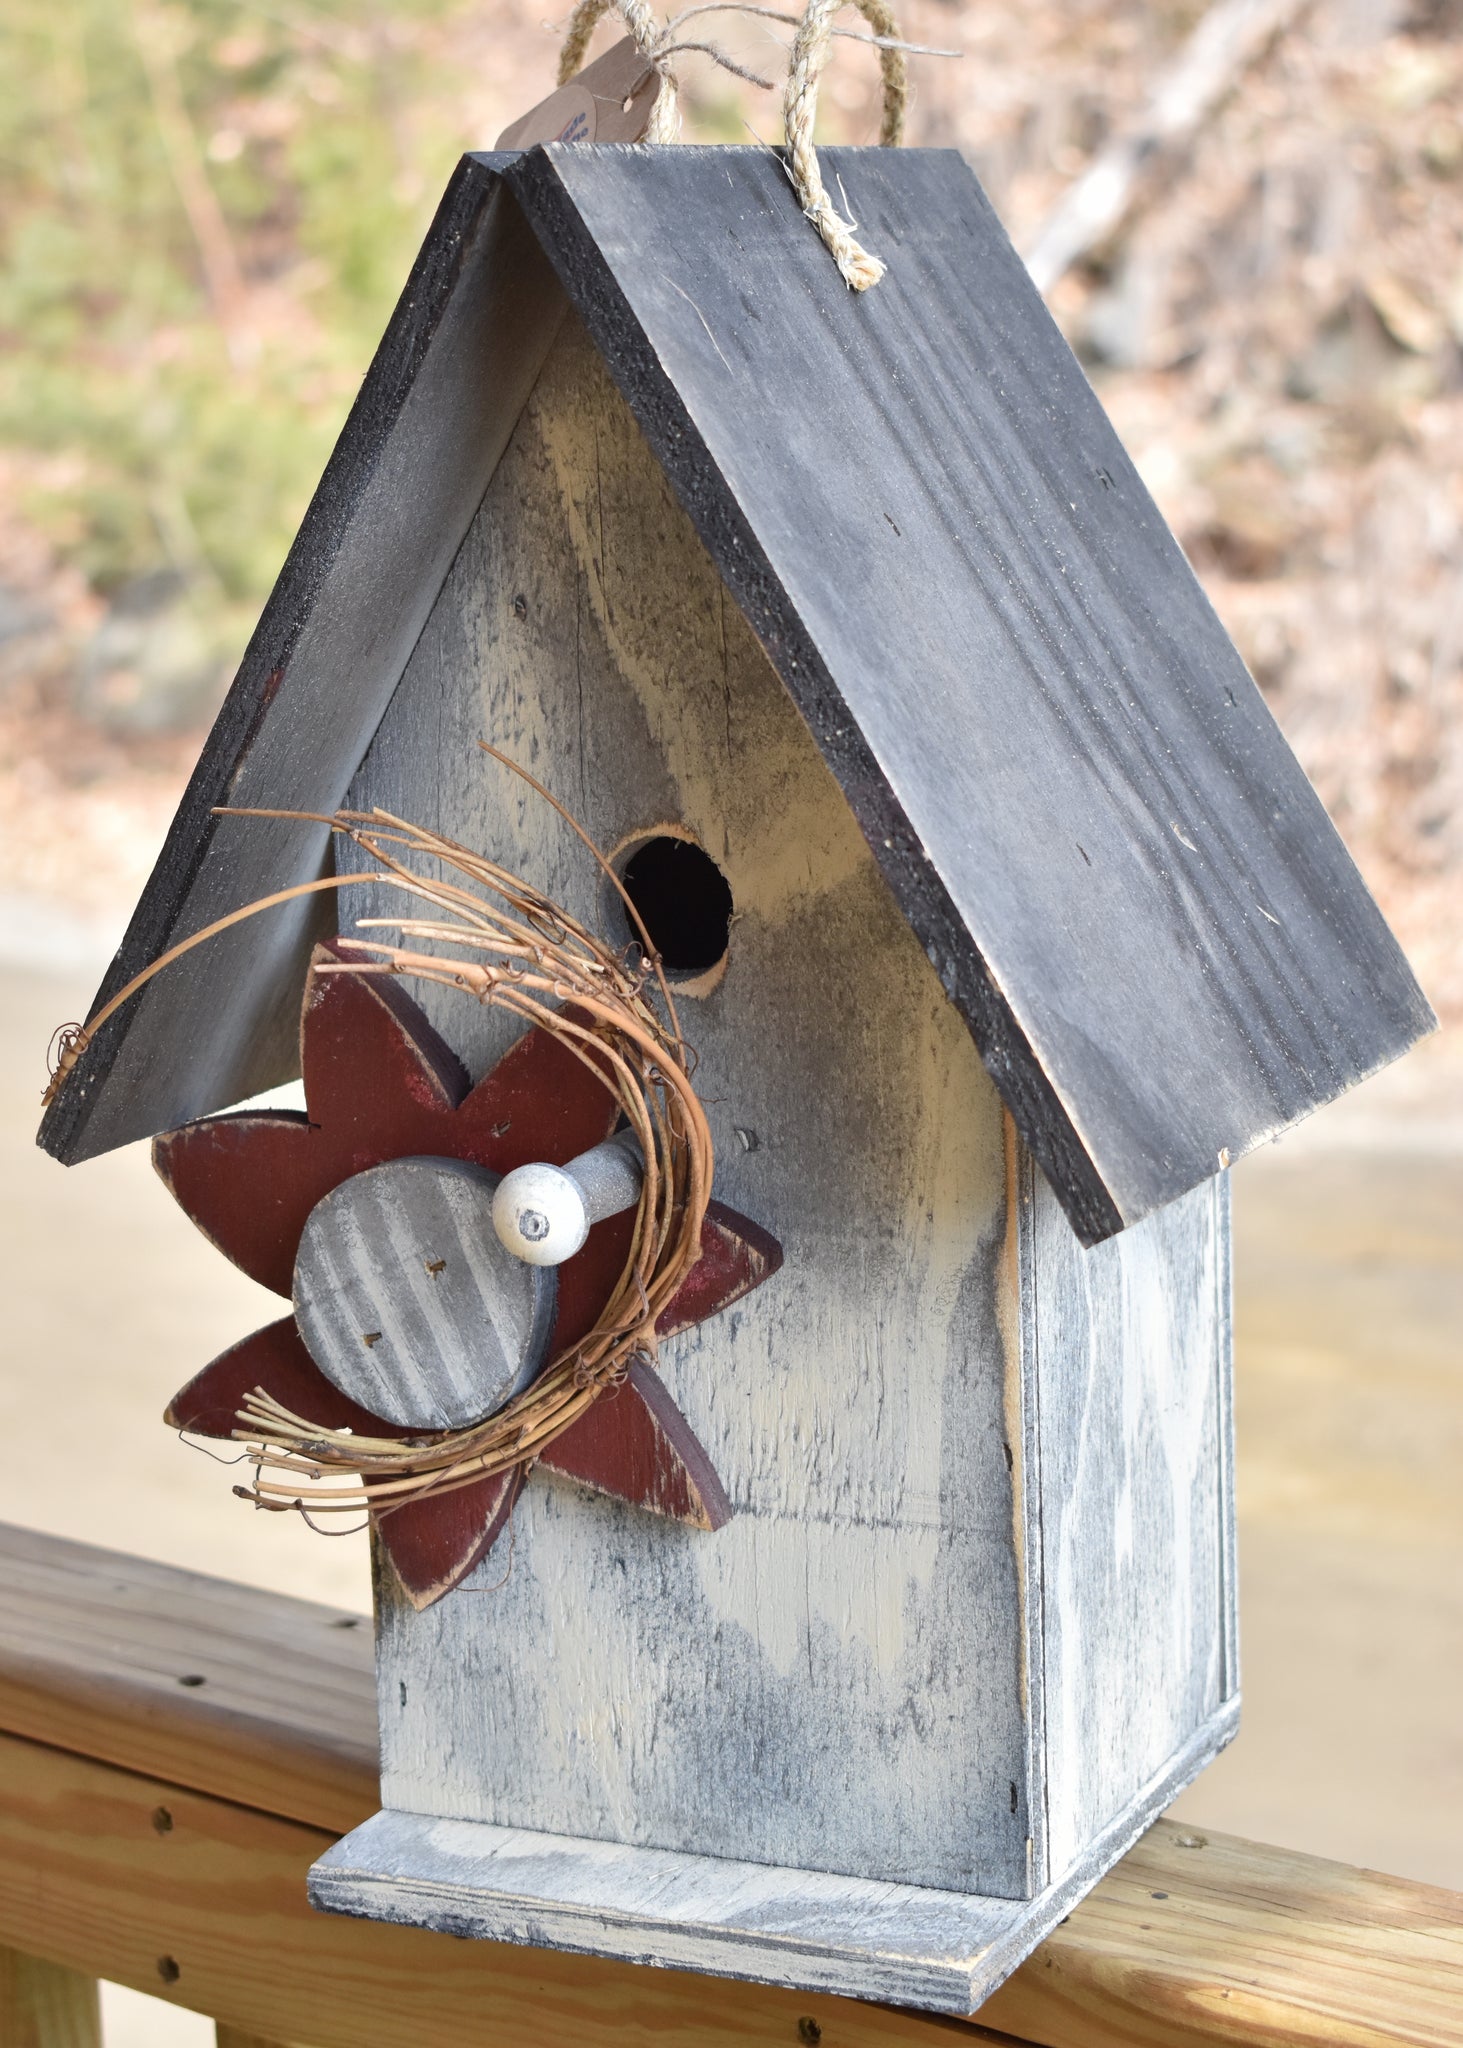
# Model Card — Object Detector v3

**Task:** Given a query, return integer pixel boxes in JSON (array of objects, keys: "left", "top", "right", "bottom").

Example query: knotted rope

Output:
[
  {"left": 783, "top": 0, "right": 905, "bottom": 290},
  {"left": 557, "top": 0, "right": 913, "bottom": 289}
]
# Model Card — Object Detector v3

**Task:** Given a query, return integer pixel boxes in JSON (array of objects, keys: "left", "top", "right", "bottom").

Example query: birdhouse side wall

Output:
[
  {"left": 1024, "top": 1162, "right": 1235, "bottom": 1882},
  {"left": 343, "top": 313, "right": 1043, "bottom": 1899}
]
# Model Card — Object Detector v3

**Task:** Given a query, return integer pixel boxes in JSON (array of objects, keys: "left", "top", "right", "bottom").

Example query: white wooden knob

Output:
[
  {"left": 493, "top": 1132, "right": 643, "bottom": 1267},
  {"left": 492, "top": 1162, "right": 588, "bottom": 1265}
]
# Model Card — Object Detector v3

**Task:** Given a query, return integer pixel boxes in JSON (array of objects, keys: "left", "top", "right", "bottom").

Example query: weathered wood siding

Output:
[
  {"left": 1026, "top": 1165, "right": 1235, "bottom": 1882},
  {"left": 344, "top": 313, "right": 1039, "bottom": 1899},
  {"left": 343, "top": 306, "right": 1237, "bottom": 1910}
]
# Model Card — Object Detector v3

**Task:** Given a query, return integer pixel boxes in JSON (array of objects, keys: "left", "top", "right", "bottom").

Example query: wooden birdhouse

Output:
[{"left": 39, "top": 141, "right": 1433, "bottom": 2015}]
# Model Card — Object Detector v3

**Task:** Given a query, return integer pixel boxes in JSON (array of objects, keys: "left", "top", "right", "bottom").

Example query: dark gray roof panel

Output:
[{"left": 502, "top": 143, "right": 1433, "bottom": 1236}]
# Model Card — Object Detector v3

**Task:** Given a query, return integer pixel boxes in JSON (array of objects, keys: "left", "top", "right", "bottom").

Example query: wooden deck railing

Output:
[{"left": 0, "top": 1519, "right": 1458, "bottom": 2048}]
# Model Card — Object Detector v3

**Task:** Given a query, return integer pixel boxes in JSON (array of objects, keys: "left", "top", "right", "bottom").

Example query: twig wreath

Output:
[{"left": 46, "top": 745, "right": 713, "bottom": 1528}]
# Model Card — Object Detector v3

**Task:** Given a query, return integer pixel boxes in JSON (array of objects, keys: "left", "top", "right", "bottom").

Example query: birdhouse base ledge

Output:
[{"left": 308, "top": 1694, "right": 1238, "bottom": 2015}]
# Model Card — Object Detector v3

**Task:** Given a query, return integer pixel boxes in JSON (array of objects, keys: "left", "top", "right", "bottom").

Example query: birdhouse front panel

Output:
[{"left": 337, "top": 311, "right": 1234, "bottom": 1907}]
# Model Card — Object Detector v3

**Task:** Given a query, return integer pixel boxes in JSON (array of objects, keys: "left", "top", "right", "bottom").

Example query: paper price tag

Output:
[{"left": 496, "top": 37, "right": 659, "bottom": 150}]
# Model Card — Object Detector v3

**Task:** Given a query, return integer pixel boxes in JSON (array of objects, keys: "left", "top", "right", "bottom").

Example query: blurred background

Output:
[{"left": 1, "top": 1, "right": 1460, "bottom": 2038}]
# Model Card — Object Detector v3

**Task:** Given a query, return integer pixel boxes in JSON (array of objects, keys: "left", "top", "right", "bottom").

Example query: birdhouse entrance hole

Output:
[{"left": 616, "top": 831, "right": 733, "bottom": 989}]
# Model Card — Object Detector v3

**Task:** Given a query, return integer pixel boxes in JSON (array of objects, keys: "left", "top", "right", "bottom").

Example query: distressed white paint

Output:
[
  {"left": 333, "top": 312, "right": 1236, "bottom": 1932},
  {"left": 344, "top": 315, "right": 1034, "bottom": 1899},
  {"left": 1026, "top": 1163, "right": 1236, "bottom": 1881},
  {"left": 309, "top": 1698, "right": 1237, "bottom": 2016}
]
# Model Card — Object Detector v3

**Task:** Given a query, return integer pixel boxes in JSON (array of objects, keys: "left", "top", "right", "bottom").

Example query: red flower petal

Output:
[
  {"left": 375, "top": 1466, "right": 526, "bottom": 1609},
  {"left": 302, "top": 952, "right": 618, "bottom": 1178},
  {"left": 156, "top": 954, "right": 625, "bottom": 1298},
  {"left": 530, "top": 1203, "right": 780, "bottom": 1530},
  {"left": 547, "top": 1199, "right": 785, "bottom": 1361},
  {"left": 158, "top": 950, "right": 779, "bottom": 1598},
  {"left": 658, "top": 1200, "right": 785, "bottom": 1340},
  {"left": 551, "top": 1209, "right": 637, "bottom": 1355},
  {"left": 165, "top": 1317, "right": 393, "bottom": 1438},
  {"left": 451, "top": 1010, "right": 619, "bottom": 1172},
  {"left": 154, "top": 1112, "right": 324, "bottom": 1299},
  {"left": 169, "top": 1320, "right": 523, "bottom": 1610},
  {"left": 538, "top": 1361, "right": 731, "bottom": 1529},
  {"left": 300, "top": 942, "right": 470, "bottom": 1161}
]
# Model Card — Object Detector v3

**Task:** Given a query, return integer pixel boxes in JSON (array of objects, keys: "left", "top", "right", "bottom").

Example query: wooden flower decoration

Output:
[{"left": 160, "top": 943, "right": 781, "bottom": 1607}]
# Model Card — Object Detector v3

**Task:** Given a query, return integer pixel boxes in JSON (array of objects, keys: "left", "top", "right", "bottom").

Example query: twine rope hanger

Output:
[
  {"left": 784, "top": 0, "right": 905, "bottom": 289},
  {"left": 555, "top": 0, "right": 920, "bottom": 288}
]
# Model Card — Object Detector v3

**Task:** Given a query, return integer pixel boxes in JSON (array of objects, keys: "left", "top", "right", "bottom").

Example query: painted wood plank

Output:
[
  {"left": 0, "top": 1947, "right": 100, "bottom": 2048},
  {"left": 1026, "top": 1169, "right": 1236, "bottom": 1881},
  {"left": 343, "top": 304, "right": 1234, "bottom": 1931},
  {"left": 343, "top": 312, "right": 1037, "bottom": 1899},
  {"left": 293, "top": 1155, "right": 556, "bottom": 1428},
  {"left": 310, "top": 1710, "right": 1233, "bottom": 2015},
  {"left": 0, "top": 1527, "right": 1459, "bottom": 2044},
  {"left": 500, "top": 144, "right": 1435, "bottom": 1242},
  {"left": 42, "top": 144, "right": 1432, "bottom": 1244},
  {"left": 39, "top": 155, "right": 568, "bottom": 1166}
]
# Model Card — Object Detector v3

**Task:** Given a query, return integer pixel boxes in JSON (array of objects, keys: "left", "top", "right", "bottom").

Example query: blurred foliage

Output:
[
  {"left": 0, "top": 0, "right": 877, "bottom": 649},
  {"left": 0, "top": 0, "right": 462, "bottom": 620}
]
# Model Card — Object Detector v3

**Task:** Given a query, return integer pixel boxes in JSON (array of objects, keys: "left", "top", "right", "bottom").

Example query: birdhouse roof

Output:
[{"left": 40, "top": 144, "right": 1433, "bottom": 1243}]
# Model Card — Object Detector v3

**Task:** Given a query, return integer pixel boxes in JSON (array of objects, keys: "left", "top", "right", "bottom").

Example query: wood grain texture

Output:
[
  {"left": 0, "top": 1732, "right": 1012, "bottom": 2048},
  {"left": 0, "top": 1723, "right": 1457, "bottom": 2048},
  {"left": 311, "top": 1715, "right": 1233, "bottom": 2014},
  {"left": 1026, "top": 1167, "right": 1236, "bottom": 1881},
  {"left": 979, "top": 1818, "right": 1463, "bottom": 2048},
  {"left": 292, "top": 1156, "right": 555, "bottom": 1428},
  {"left": 39, "top": 155, "right": 568, "bottom": 1166},
  {"left": 343, "top": 311, "right": 1233, "bottom": 1932},
  {"left": 0, "top": 1522, "right": 377, "bottom": 1837},
  {"left": 0, "top": 1528, "right": 1458, "bottom": 2044},
  {"left": 343, "top": 312, "right": 1037, "bottom": 1899},
  {"left": 215, "top": 2029, "right": 318, "bottom": 2048},
  {"left": 499, "top": 143, "right": 1435, "bottom": 1242},
  {"left": 0, "top": 1947, "right": 100, "bottom": 2048}
]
